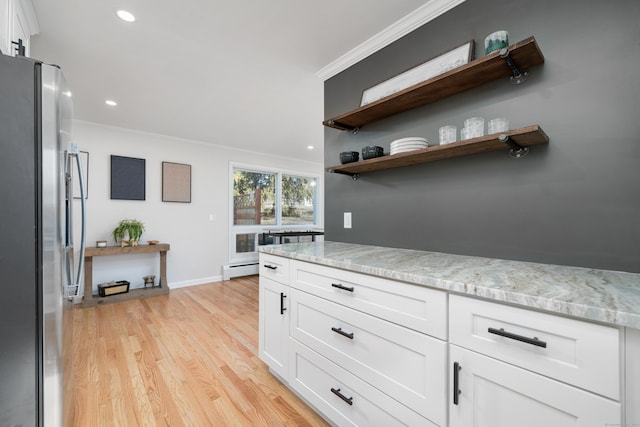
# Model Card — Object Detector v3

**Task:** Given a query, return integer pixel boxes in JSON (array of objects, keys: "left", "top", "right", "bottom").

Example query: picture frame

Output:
[
  {"left": 360, "top": 40, "right": 475, "bottom": 106},
  {"left": 110, "top": 155, "right": 146, "bottom": 200},
  {"left": 72, "top": 151, "right": 89, "bottom": 199},
  {"left": 162, "top": 162, "right": 191, "bottom": 203}
]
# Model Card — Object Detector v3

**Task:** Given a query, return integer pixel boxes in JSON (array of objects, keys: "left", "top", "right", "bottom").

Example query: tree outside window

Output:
[{"left": 233, "top": 168, "right": 317, "bottom": 226}]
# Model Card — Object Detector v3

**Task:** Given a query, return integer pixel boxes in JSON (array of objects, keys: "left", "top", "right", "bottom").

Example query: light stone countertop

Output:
[{"left": 260, "top": 241, "right": 640, "bottom": 329}]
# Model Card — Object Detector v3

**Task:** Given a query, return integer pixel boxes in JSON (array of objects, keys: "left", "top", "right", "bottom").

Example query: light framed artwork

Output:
[
  {"left": 72, "top": 151, "right": 89, "bottom": 199},
  {"left": 360, "top": 40, "right": 475, "bottom": 106},
  {"left": 110, "top": 155, "right": 146, "bottom": 200},
  {"left": 162, "top": 162, "right": 191, "bottom": 203}
]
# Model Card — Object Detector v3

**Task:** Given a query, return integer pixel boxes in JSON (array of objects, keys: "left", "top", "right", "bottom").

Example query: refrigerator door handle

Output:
[{"left": 65, "top": 144, "right": 86, "bottom": 300}]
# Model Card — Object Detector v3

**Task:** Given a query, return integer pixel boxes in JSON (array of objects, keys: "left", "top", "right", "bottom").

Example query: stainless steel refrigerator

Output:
[{"left": 0, "top": 54, "right": 86, "bottom": 426}]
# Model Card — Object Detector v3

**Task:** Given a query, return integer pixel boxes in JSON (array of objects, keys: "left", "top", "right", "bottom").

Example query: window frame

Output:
[{"left": 228, "top": 162, "right": 320, "bottom": 264}]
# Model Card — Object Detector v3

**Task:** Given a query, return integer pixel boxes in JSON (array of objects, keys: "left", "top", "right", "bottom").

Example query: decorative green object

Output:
[{"left": 112, "top": 219, "right": 145, "bottom": 246}]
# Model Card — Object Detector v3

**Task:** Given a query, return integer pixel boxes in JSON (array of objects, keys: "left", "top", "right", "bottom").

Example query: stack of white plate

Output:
[{"left": 390, "top": 137, "right": 429, "bottom": 155}]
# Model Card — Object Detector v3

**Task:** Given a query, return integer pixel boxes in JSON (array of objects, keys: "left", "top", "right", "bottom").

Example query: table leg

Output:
[
  {"left": 160, "top": 250, "right": 167, "bottom": 287},
  {"left": 84, "top": 256, "right": 93, "bottom": 300}
]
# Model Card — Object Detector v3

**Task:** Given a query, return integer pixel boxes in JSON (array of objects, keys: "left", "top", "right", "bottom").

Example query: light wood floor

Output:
[{"left": 73, "top": 276, "right": 330, "bottom": 426}]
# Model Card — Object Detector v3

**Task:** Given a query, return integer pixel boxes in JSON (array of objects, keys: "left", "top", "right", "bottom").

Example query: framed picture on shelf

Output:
[{"left": 360, "top": 40, "right": 475, "bottom": 106}]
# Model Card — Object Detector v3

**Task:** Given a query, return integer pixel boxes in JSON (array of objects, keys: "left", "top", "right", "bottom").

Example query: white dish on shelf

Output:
[
  {"left": 390, "top": 147, "right": 429, "bottom": 155},
  {"left": 391, "top": 136, "right": 428, "bottom": 144},
  {"left": 390, "top": 143, "right": 428, "bottom": 149}
]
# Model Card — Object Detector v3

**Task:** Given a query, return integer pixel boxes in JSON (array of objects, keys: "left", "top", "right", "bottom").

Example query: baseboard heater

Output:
[{"left": 222, "top": 262, "right": 259, "bottom": 280}]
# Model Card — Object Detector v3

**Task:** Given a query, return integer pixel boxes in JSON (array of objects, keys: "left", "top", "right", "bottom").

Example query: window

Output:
[{"left": 229, "top": 164, "right": 319, "bottom": 263}]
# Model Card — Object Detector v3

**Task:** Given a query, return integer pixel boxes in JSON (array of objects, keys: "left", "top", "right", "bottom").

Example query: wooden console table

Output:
[{"left": 81, "top": 243, "right": 170, "bottom": 308}]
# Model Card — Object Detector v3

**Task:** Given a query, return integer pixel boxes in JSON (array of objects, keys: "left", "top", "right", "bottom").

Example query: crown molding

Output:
[{"left": 315, "top": 0, "right": 466, "bottom": 81}]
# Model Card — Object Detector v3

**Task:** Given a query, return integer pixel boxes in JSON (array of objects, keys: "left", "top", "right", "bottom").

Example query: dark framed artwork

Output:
[
  {"left": 110, "top": 155, "right": 145, "bottom": 200},
  {"left": 162, "top": 162, "right": 191, "bottom": 203},
  {"left": 72, "top": 151, "right": 89, "bottom": 199}
]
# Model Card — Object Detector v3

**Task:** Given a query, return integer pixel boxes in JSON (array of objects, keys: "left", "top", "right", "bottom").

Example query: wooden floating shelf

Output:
[
  {"left": 326, "top": 125, "right": 549, "bottom": 176},
  {"left": 323, "top": 36, "right": 544, "bottom": 131}
]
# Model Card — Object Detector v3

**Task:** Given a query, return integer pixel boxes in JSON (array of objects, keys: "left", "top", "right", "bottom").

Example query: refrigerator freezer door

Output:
[{"left": 0, "top": 54, "right": 40, "bottom": 427}]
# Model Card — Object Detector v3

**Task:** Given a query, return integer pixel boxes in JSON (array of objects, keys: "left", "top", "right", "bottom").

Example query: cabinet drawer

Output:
[
  {"left": 259, "top": 253, "right": 290, "bottom": 284},
  {"left": 291, "top": 260, "right": 447, "bottom": 339},
  {"left": 449, "top": 295, "right": 620, "bottom": 400},
  {"left": 289, "top": 339, "right": 436, "bottom": 427},
  {"left": 290, "top": 289, "right": 446, "bottom": 424}
]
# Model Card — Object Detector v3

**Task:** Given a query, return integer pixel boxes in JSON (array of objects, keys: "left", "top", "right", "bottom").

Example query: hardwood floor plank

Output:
[{"left": 74, "top": 276, "right": 329, "bottom": 426}]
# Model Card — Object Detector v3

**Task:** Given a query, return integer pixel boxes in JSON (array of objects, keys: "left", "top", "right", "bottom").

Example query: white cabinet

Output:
[
  {"left": 1, "top": 0, "right": 38, "bottom": 57},
  {"left": 259, "top": 252, "right": 633, "bottom": 426},
  {"left": 258, "top": 277, "right": 289, "bottom": 380},
  {"left": 449, "top": 295, "right": 622, "bottom": 426},
  {"left": 290, "top": 288, "right": 446, "bottom": 424},
  {"left": 449, "top": 345, "right": 621, "bottom": 427},
  {"left": 258, "top": 254, "right": 291, "bottom": 381},
  {"left": 288, "top": 261, "right": 447, "bottom": 426},
  {"left": 626, "top": 327, "right": 640, "bottom": 425}
]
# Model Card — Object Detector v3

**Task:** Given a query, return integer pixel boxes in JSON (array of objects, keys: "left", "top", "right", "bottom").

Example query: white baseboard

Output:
[{"left": 169, "top": 276, "right": 223, "bottom": 289}]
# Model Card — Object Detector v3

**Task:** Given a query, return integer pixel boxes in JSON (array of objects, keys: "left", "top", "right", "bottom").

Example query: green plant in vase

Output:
[{"left": 113, "top": 219, "right": 145, "bottom": 247}]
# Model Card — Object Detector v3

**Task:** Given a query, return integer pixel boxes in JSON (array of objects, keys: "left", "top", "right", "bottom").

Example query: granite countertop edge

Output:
[{"left": 260, "top": 241, "right": 640, "bottom": 330}]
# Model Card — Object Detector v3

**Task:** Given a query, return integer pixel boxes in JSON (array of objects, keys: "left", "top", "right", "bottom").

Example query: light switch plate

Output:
[{"left": 344, "top": 212, "right": 352, "bottom": 228}]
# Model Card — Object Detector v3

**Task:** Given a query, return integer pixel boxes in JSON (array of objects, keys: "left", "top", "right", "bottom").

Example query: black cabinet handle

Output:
[
  {"left": 280, "top": 293, "right": 287, "bottom": 315},
  {"left": 453, "top": 362, "right": 461, "bottom": 405},
  {"left": 331, "top": 327, "right": 354, "bottom": 340},
  {"left": 264, "top": 264, "right": 278, "bottom": 270},
  {"left": 330, "top": 387, "right": 353, "bottom": 406},
  {"left": 331, "top": 283, "right": 354, "bottom": 292},
  {"left": 488, "top": 327, "right": 547, "bottom": 348}
]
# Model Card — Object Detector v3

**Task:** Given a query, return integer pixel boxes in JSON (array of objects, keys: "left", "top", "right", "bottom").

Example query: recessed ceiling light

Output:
[
  {"left": 105, "top": 99, "right": 118, "bottom": 106},
  {"left": 307, "top": 145, "right": 314, "bottom": 150},
  {"left": 116, "top": 10, "right": 135, "bottom": 22}
]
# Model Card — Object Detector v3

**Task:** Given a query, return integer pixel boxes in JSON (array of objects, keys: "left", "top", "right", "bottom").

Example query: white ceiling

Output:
[{"left": 29, "top": 0, "right": 433, "bottom": 163}]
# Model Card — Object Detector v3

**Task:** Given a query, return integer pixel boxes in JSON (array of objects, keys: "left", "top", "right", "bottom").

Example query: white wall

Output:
[{"left": 72, "top": 121, "right": 324, "bottom": 295}]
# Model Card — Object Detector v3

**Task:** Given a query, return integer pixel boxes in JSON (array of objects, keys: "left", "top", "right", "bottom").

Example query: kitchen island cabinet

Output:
[
  {"left": 258, "top": 254, "right": 291, "bottom": 381},
  {"left": 259, "top": 241, "right": 640, "bottom": 427}
]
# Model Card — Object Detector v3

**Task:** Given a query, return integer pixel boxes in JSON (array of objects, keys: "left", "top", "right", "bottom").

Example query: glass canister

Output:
[
  {"left": 439, "top": 125, "right": 457, "bottom": 145},
  {"left": 488, "top": 118, "right": 510, "bottom": 134}
]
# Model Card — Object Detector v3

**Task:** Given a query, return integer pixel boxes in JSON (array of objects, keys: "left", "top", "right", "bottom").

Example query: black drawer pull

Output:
[
  {"left": 331, "top": 327, "right": 354, "bottom": 340},
  {"left": 264, "top": 264, "right": 278, "bottom": 270},
  {"left": 330, "top": 387, "right": 353, "bottom": 406},
  {"left": 453, "top": 362, "right": 461, "bottom": 405},
  {"left": 280, "top": 292, "right": 287, "bottom": 315},
  {"left": 488, "top": 327, "right": 547, "bottom": 348},
  {"left": 331, "top": 283, "right": 354, "bottom": 292}
]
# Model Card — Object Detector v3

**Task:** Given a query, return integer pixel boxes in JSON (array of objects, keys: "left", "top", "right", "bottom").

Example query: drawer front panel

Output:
[
  {"left": 259, "top": 253, "right": 290, "bottom": 284},
  {"left": 291, "top": 260, "right": 447, "bottom": 339},
  {"left": 290, "top": 289, "right": 446, "bottom": 424},
  {"left": 289, "top": 339, "right": 436, "bottom": 427},
  {"left": 449, "top": 295, "right": 620, "bottom": 400}
]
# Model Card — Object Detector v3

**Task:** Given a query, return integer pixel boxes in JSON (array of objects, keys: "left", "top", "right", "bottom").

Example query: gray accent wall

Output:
[{"left": 324, "top": 0, "right": 640, "bottom": 272}]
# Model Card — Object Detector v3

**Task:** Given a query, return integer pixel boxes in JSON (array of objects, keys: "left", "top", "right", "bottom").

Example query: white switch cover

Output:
[
  {"left": 344, "top": 212, "right": 352, "bottom": 228},
  {"left": 209, "top": 214, "right": 216, "bottom": 222}
]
